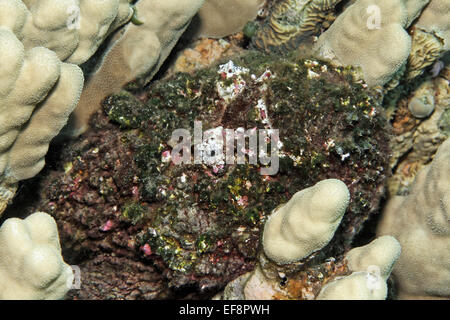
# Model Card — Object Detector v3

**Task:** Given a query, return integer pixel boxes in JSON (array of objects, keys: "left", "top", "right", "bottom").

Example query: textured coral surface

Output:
[{"left": 7, "top": 52, "right": 390, "bottom": 299}]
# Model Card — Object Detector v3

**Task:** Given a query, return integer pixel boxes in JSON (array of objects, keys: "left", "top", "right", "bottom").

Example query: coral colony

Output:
[{"left": 0, "top": 0, "right": 448, "bottom": 302}]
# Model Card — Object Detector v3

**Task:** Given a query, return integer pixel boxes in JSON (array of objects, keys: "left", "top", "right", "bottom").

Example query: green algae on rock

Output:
[{"left": 31, "top": 51, "right": 389, "bottom": 299}]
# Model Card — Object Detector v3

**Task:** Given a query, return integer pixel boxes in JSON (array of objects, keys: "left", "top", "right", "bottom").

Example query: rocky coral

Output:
[
  {"left": 0, "top": 0, "right": 447, "bottom": 303},
  {"left": 252, "top": 0, "right": 343, "bottom": 54},
  {"left": 388, "top": 68, "right": 449, "bottom": 196},
  {"left": 406, "top": 27, "right": 445, "bottom": 80},
  {"left": 377, "top": 138, "right": 450, "bottom": 299},
  {"left": 15, "top": 51, "right": 391, "bottom": 299},
  {"left": 0, "top": 212, "right": 73, "bottom": 299}
]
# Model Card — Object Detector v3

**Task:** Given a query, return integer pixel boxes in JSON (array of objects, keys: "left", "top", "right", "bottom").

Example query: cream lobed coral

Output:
[
  {"left": 216, "top": 180, "right": 402, "bottom": 300},
  {"left": 262, "top": 179, "right": 349, "bottom": 265},
  {"left": 317, "top": 236, "right": 401, "bottom": 300},
  {"left": 406, "top": 28, "right": 445, "bottom": 80},
  {"left": 0, "top": 212, "right": 74, "bottom": 299},
  {"left": 19, "top": 0, "right": 133, "bottom": 64},
  {"left": 377, "top": 138, "right": 450, "bottom": 299},
  {"left": 316, "top": 272, "right": 387, "bottom": 300},
  {"left": 218, "top": 236, "right": 401, "bottom": 300},
  {"left": 314, "top": 0, "right": 429, "bottom": 87},
  {"left": 0, "top": 9, "right": 84, "bottom": 214}
]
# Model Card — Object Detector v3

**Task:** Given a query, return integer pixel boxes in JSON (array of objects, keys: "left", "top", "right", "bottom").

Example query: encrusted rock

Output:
[{"left": 15, "top": 52, "right": 390, "bottom": 299}]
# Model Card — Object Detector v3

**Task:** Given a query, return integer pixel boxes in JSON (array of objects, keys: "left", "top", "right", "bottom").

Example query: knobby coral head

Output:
[{"left": 0, "top": 0, "right": 206, "bottom": 215}]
